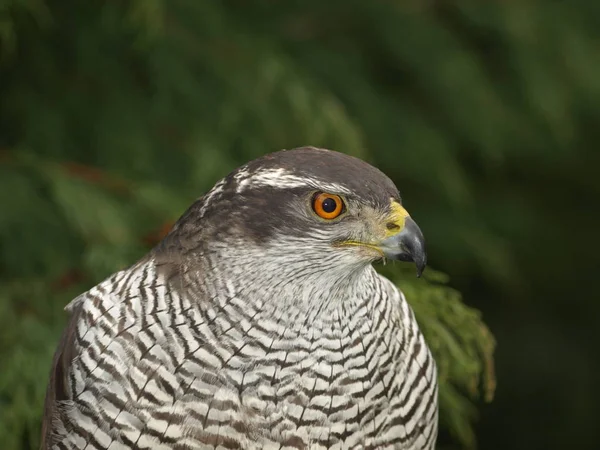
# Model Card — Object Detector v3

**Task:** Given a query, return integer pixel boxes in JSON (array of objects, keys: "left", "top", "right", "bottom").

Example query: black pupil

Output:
[{"left": 321, "top": 197, "right": 337, "bottom": 213}]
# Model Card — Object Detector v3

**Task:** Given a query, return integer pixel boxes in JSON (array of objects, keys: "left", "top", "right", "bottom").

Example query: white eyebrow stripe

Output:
[{"left": 235, "top": 167, "right": 353, "bottom": 195}]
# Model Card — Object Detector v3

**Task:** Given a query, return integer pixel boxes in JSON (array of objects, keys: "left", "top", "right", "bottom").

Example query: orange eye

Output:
[{"left": 312, "top": 193, "right": 344, "bottom": 220}]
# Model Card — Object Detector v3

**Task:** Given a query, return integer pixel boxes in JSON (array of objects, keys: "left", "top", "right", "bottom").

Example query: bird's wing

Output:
[
  {"left": 40, "top": 299, "right": 84, "bottom": 450},
  {"left": 39, "top": 255, "right": 183, "bottom": 449}
]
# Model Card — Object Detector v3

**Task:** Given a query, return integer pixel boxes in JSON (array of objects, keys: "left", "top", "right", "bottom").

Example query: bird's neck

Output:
[{"left": 181, "top": 245, "right": 387, "bottom": 331}]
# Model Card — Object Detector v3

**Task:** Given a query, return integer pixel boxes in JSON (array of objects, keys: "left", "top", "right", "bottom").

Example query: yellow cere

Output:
[{"left": 385, "top": 200, "right": 410, "bottom": 238}]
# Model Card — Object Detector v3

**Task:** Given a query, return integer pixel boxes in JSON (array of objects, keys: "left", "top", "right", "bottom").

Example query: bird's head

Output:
[{"left": 169, "top": 147, "right": 426, "bottom": 279}]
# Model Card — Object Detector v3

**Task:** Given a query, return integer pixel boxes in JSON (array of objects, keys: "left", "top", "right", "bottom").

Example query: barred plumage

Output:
[{"left": 42, "top": 147, "right": 438, "bottom": 449}]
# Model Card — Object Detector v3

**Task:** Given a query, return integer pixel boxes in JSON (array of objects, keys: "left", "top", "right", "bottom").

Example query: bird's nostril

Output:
[{"left": 386, "top": 222, "right": 400, "bottom": 231}]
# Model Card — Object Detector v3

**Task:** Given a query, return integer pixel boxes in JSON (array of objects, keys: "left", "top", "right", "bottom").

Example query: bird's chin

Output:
[{"left": 333, "top": 241, "right": 385, "bottom": 263}]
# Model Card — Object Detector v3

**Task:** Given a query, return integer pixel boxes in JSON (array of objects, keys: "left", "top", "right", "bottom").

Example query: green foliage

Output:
[{"left": 1, "top": 0, "right": 599, "bottom": 449}]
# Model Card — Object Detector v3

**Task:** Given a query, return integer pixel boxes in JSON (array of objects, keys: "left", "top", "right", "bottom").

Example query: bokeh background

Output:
[{"left": 1, "top": 1, "right": 599, "bottom": 449}]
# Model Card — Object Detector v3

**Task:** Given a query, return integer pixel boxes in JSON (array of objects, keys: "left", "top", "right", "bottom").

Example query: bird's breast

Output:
[{"left": 60, "top": 262, "right": 437, "bottom": 449}]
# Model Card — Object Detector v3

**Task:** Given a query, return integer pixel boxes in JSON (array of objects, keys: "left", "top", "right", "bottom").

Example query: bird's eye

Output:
[{"left": 312, "top": 193, "right": 344, "bottom": 220}]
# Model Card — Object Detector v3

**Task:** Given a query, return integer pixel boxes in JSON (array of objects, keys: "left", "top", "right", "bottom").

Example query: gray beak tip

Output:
[{"left": 414, "top": 249, "right": 427, "bottom": 278}]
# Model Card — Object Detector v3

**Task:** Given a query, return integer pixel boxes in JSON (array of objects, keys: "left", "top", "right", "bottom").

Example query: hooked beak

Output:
[
  {"left": 380, "top": 216, "right": 427, "bottom": 277},
  {"left": 379, "top": 202, "right": 427, "bottom": 277}
]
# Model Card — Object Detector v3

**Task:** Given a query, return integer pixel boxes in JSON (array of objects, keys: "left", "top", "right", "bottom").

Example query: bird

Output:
[{"left": 41, "top": 146, "right": 438, "bottom": 450}]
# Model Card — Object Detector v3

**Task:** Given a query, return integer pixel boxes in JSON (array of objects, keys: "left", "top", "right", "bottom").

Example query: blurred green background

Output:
[{"left": 1, "top": 1, "right": 598, "bottom": 449}]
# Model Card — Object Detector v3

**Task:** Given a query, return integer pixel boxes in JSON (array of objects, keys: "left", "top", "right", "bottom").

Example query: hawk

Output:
[{"left": 41, "top": 147, "right": 438, "bottom": 449}]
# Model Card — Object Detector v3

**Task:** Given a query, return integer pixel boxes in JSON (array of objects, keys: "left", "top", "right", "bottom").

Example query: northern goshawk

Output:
[{"left": 41, "top": 147, "right": 438, "bottom": 449}]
